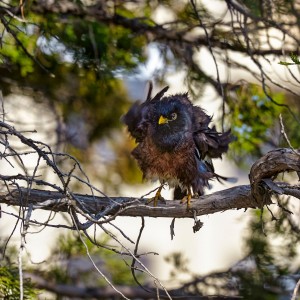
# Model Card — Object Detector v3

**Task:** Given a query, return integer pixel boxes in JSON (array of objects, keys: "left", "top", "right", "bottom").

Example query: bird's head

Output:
[{"left": 151, "top": 95, "right": 193, "bottom": 151}]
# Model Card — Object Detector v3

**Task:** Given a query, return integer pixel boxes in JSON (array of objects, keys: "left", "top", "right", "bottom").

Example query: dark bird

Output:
[{"left": 122, "top": 83, "right": 235, "bottom": 209}]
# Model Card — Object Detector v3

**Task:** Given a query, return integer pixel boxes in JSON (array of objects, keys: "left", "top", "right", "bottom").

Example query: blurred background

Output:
[{"left": 0, "top": 0, "right": 300, "bottom": 299}]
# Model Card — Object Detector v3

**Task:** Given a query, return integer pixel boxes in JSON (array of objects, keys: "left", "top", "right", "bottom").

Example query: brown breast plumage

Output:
[{"left": 132, "top": 134, "right": 197, "bottom": 189}]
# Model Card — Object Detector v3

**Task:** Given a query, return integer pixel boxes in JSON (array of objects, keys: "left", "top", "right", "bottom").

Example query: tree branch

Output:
[
  {"left": 249, "top": 148, "right": 300, "bottom": 205},
  {"left": 22, "top": 1, "right": 300, "bottom": 56},
  {"left": 0, "top": 182, "right": 299, "bottom": 219},
  {"left": 0, "top": 184, "right": 255, "bottom": 218},
  {"left": 1, "top": 148, "right": 299, "bottom": 220},
  {"left": 26, "top": 272, "right": 242, "bottom": 299}
]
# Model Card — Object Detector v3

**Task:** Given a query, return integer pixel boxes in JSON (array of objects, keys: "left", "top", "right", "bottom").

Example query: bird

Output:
[{"left": 122, "top": 83, "right": 235, "bottom": 209}]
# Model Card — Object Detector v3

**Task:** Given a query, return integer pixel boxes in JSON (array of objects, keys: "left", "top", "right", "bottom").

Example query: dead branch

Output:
[
  {"left": 249, "top": 148, "right": 300, "bottom": 206},
  {"left": 0, "top": 185, "right": 253, "bottom": 218},
  {"left": 26, "top": 272, "right": 242, "bottom": 299},
  {"left": 1, "top": 177, "right": 299, "bottom": 220}
]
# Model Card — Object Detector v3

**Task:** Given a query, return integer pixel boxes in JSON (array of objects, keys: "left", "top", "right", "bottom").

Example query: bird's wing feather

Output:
[
  {"left": 121, "top": 101, "right": 150, "bottom": 142},
  {"left": 145, "top": 81, "right": 153, "bottom": 102},
  {"left": 150, "top": 86, "right": 169, "bottom": 102},
  {"left": 121, "top": 85, "right": 170, "bottom": 142},
  {"left": 192, "top": 106, "right": 235, "bottom": 159}
]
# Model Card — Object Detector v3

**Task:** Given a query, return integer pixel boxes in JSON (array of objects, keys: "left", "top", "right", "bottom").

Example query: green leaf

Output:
[
  {"left": 290, "top": 53, "right": 300, "bottom": 64},
  {"left": 278, "top": 61, "right": 295, "bottom": 66}
]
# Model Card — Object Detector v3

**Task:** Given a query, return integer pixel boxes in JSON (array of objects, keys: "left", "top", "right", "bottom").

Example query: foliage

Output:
[
  {"left": 279, "top": 53, "right": 300, "bottom": 66},
  {"left": 0, "top": 243, "right": 38, "bottom": 300},
  {"left": 0, "top": 266, "right": 37, "bottom": 300},
  {"left": 226, "top": 84, "right": 285, "bottom": 165}
]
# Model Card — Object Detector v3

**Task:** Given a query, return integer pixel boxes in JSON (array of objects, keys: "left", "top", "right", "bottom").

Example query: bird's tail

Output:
[{"left": 214, "top": 173, "right": 237, "bottom": 183}]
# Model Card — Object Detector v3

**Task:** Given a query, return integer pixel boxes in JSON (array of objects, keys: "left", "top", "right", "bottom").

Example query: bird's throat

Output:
[{"left": 152, "top": 130, "right": 184, "bottom": 152}]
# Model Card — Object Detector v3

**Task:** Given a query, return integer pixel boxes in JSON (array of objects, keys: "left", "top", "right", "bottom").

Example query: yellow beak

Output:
[{"left": 158, "top": 115, "right": 168, "bottom": 125}]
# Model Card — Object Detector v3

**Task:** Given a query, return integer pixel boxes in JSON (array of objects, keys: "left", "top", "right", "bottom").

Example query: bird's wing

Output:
[
  {"left": 192, "top": 105, "right": 237, "bottom": 184},
  {"left": 121, "top": 85, "right": 169, "bottom": 142},
  {"left": 121, "top": 101, "right": 151, "bottom": 142},
  {"left": 192, "top": 106, "right": 235, "bottom": 159}
]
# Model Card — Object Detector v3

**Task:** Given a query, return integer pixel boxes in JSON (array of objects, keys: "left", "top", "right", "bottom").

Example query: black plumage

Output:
[{"left": 122, "top": 84, "right": 234, "bottom": 208}]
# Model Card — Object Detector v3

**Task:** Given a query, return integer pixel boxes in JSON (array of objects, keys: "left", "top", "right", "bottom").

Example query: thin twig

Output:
[
  {"left": 18, "top": 234, "right": 24, "bottom": 300},
  {"left": 70, "top": 211, "right": 131, "bottom": 300},
  {"left": 291, "top": 278, "right": 300, "bottom": 300},
  {"left": 190, "top": 0, "right": 226, "bottom": 130},
  {"left": 131, "top": 217, "right": 150, "bottom": 293},
  {"left": 279, "top": 114, "right": 299, "bottom": 155},
  {"left": 100, "top": 224, "right": 173, "bottom": 299}
]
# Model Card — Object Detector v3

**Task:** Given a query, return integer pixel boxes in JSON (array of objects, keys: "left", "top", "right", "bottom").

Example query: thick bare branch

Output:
[
  {"left": 1, "top": 148, "right": 299, "bottom": 220},
  {"left": 1, "top": 182, "right": 299, "bottom": 219},
  {"left": 0, "top": 185, "right": 254, "bottom": 218},
  {"left": 249, "top": 148, "right": 300, "bottom": 205}
]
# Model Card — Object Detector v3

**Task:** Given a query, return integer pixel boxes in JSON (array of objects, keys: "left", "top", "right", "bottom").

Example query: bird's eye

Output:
[{"left": 170, "top": 112, "right": 177, "bottom": 120}]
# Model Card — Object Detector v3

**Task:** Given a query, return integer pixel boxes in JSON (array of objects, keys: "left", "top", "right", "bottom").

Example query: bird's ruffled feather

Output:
[
  {"left": 122, "top": 85, "right": 235, "bottom": 200},
  {"left": 121, "top": 85, "right": 170, "bottom": 142}
]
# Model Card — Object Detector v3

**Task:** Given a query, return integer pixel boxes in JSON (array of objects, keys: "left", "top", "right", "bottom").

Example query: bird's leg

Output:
[
  {"left": 180, "top": 187, "right": 192, "bottom": 210},
  {"left": 146, "top": 184, "right": 165, "bottom": 207}
]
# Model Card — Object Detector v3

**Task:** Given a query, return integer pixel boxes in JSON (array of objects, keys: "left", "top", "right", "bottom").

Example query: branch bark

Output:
[
  {"left": 249, "top": 148, "right": 300, "bottom": 206},
  {"left": 0, "top": 185, "right": 256, "bottom": 218},
  {"left": 1, "top": 148, "right": 299, "bottom": 219}
]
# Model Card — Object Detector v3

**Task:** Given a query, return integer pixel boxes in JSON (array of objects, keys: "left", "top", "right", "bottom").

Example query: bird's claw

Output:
[
  {"left": 146, "top": 190, "right": 166, "bottom": 206},
  {"left": 180, "top": 193, "right": 192, "bottom": 210}
]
